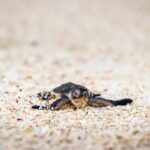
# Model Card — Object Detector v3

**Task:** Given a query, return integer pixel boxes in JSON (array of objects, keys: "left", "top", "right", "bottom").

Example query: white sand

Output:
[{"left": 0, "top": 0, "right": 150, "bottom": 150}]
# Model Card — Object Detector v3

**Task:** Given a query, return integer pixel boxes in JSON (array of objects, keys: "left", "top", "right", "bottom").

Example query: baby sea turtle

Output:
[{"left": 32, "top": 82, "right": 133, "bottom": 110}]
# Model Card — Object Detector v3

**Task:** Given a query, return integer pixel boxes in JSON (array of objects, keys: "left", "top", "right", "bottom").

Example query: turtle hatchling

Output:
[{"left": 32, "top": 82, "right": 133, "bottom": 110}]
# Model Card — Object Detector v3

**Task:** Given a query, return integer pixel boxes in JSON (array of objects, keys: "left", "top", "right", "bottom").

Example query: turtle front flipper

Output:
[
  {"left": 50, "top": 97, "right": 70, "bottom": 110},
  {"left": 89, "top": 97, "right": 133, "bottom": 107},
  {"left": 32, "top": 97, "right": 70, "bottom": 110},
  {"left": 92, "top": 93, "right": 101, "bottom": 98}
]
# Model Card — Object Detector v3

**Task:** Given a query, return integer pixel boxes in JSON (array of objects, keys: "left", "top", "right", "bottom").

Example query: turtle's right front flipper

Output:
[
  {"left": 32, "top": 105, "right": 47, "bottom": 110},
  {"left": 50, "top": 97, "right": 70, "bottom": 110},
  {"left": 32, "top": 97, "right": 70, "bottom": 110}
]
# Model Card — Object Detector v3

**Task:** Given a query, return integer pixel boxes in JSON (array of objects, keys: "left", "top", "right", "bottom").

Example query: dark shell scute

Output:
[{"left": 53, "top": 82, "right": 87, "bottom": 93}]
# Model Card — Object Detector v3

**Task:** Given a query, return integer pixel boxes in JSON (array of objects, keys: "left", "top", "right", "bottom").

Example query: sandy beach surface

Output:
[{"left": 0, "top": 0, "right": 150, "bottom": 150}]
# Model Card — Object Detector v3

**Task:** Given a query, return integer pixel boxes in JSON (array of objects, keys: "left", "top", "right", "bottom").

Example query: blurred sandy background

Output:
[{"left": 0, "top": 0, "right": 150, "bottom": 150}]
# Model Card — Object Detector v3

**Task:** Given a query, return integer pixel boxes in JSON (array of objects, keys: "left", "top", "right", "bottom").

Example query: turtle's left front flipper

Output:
[{"left": 89, "top": 97, "right": 133, "bottom": 107}]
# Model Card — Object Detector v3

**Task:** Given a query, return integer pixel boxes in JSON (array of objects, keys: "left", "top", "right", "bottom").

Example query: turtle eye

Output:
[
  {"left": 83, "top": 91, "right": 88, "bottom": 97},
  {"left": 73, "top": 89, "right": 80, "bottom": 98}
]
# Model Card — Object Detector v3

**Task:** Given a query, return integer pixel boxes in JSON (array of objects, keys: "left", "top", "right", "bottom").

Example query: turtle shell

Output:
[{"left": 53, "top": 82, "right": 87, "bottom": 93}]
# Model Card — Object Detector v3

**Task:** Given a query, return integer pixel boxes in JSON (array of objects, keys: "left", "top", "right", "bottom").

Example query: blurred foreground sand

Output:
[{"left": 0, "top": 0, "right": 150, "bottom": 149}]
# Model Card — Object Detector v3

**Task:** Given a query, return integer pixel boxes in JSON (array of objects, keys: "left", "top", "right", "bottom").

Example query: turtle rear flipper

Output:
[
  {"left": 37, "top": 91, "right": 52, "bottom": 100},
  {"left": 37, "top": 91, "right": 60, "bottom": 100}
]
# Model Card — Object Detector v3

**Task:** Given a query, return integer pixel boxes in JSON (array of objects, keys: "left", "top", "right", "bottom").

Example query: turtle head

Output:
[
  {"left": 69, "top": 88, "right": 91, "bottom": 99},
  {"left": 67, "top": 88, "right": 91, "bottom": 108}
]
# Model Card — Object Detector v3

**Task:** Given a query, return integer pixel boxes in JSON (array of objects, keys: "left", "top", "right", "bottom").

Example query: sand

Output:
[{"left": 0, "top": 0, "right": 150, "bottom": 150}]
